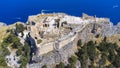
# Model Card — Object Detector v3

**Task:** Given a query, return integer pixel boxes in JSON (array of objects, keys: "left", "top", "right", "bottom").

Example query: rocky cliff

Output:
[
  {"left": 29, "top": 41, "right": 79, "bottom": 68},
  {"left": 78, "top": 22, "right": 120, "bottom": 43}
]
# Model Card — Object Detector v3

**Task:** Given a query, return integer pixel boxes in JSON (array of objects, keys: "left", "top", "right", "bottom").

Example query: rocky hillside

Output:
[
  {"left": 0, "top": 13, "right": 120, "bottom": 68},
  {"left": 76, "top": 21, "right": 120, "bottom": 68}
]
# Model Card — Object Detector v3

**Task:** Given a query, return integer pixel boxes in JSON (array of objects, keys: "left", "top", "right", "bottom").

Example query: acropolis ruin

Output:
[{"left": 24, "top": 13, "right": 110, "bottom": 56}]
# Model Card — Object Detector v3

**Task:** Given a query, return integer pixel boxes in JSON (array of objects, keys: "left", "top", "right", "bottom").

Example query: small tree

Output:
[
  {"left": 19, "top": 55, "right": 29, "bottom": 68},
  {"left": 66, "top": 64, "right": 76, "bottom": 68},
  {"left": 21, "top": 32, "right": 24, "bottom": 37},
  {"left": 0, "top": 56, "right": 7, "bottom": 66},
  {"left": 37, "top": 39, "right": 42, "bottom": 44},
  {"left": 103, "top": 37, "right": 107, "bottom": 42},
  {"left": 99, "top": 54, "right": 107, "bottom": 66},
  {"left": 95, "top": 34, "right": 100, "bottom": 38},
  {"left": 16, "top": 49, "right": 22, "bottom": 56},
  {"left": 69, "top": 55, "right": 78, "bottom": 64},
  {"left": 24, "top": 42, "right": 31, "bottom": 62},
  {"left": 77, "top": 39, "right": 82, "bottom": 47},
  {"left": 87, "top": 41, "right": 96, "bottom": 61},
  {"left": 11, "top": 42, "right": 19, "bottom": 49},
  {"left": 89, "top": 63, "right": 96, "bottom": 68},
  {"left": 42, "top": 65, "right": 47, "bottom": 68},
  {"left": 55, "top": 19, "right": 60, "bottom": 28},
  {"left": 113, "top": 55, "right": 120, "bottom": 67},
  {"left": 18, "top": 42, "right": 31, "bottom": 68},
  {"left": 108, "top": 49, "right": 116, "bottom": 63},
  {"left": 16, "top": 23, "right": 25, "bottom": 33},
  {"left": 106, "top": 64, "right": 114, "bottom": 68},
  {"left": 56, "top": 62, "right": 64, "bottom": 68},
  {"left": 61, "top": 21, "right": 67, "bottom": 27},
  {"left": 2, "top": 48, "right": 10, "bottom": 56},
  {"left": 70, "top": 63, "right": 76, "bottom": 68}
]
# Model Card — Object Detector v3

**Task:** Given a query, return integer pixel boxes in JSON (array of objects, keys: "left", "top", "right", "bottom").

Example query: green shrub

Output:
[
  {"left": 16, "top": 49, "right": 22, "bottom": 56},
  {"left": 1, "top": 42, "right": 9, "bottom": 48},
  {"left": 19, "top": 42, "right": 31, "bottom": 67},
  {"left": 42, "top": 65, "right": 47, "bottom": 68},
  {"left": 77, "top": 39, "right": 82, "bottom": 47},
  {"left": 66, "top": 64, "right": 76, "bottom": 68},
  {"left": 106, "top": 64, "right": 114, "bottom": 68},
  {"left": 89, "top": 63, "right": 96, "bottom": 68},
  {"left": 13, "top": 41, "right": 22, "bottom": 48},
  {"left": 56, "top": 62, "right": 64, "bottom": 68},
  {"left": 87, "top": 41, "right": 96, "bottom": 61},
  {"left": 37, "top": 39, "right": 42, "bottom": 44},
  {"left": 19, "top": 55, "right": 28, "bottom": 68},
  {"left": 0, "top": 56, "right": 7, "bottom": 66},
  {"left": 69, "top": 55, "right": 78, "bottom": 64},
  {"left": 15, "top": 23, "right": 25, "bottom": 33},
  {"left": 113, "top": 55, "right": 120, "bottom": 67}
]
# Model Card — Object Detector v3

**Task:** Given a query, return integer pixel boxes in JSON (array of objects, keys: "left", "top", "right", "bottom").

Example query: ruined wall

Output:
[
  {"left": 30, "top": 35, "right": 79, "bottom": 68},
  {"left": 38, "top": 42, "right": 54, "bottom": 55},
  {"left": 58, "top": 34, "right": 77, "bottom": 49},
  {"left": 29, "top": 40, "right": 78, "bottom": 68},
  {"left": 37, "top": 33, "right": 77, "bottom": 55}
]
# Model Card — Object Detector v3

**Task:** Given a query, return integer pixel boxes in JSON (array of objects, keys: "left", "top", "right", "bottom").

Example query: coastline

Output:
[{"left": 0, "top": 12, "right": 120, "bottom": 26}]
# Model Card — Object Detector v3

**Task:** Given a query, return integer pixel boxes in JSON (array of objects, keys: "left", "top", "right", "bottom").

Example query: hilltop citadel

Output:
[
  {"left": 1, "top": 12, "right": 119, "bottom": 68},
  {"left": 24, "top": 13, "right": 110, "bottom": 56}
]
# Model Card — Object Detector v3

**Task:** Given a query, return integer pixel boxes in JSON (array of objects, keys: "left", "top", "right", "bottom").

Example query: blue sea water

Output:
[{"left": 0, "top": 0, "right": 120, "bottom": 25}]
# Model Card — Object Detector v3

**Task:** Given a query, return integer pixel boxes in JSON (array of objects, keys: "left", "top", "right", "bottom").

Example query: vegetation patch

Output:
[
  {"left": 37, "top": 39, "right": 42, "bottom": 44},
  {"left": 0, "top": 30, "right": 31, "bottom": 67},
  {"left": 15, "top": 23, "right": 25, "bottom": 33},
  {"left": 76, "top": 37, "right": 120, "bottom": 68}
]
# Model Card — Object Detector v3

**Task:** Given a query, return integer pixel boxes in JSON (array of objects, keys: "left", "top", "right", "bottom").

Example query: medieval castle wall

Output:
[
  {"left": 37, "top": 32, "right": 77, "bottom": 55},
  {"left": 58, "top": 33, "right": 77, "bottom": 49},
  {"left": 38, "top": 42, "right": 54, "bottom": 55},
  {"left": 27, "top": 13, "right": 111, "bottom": 56}
]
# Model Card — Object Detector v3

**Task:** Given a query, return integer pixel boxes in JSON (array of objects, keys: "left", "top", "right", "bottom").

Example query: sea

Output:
[{"left": 0, "top": 0, "right": 120, "bottom": 25}]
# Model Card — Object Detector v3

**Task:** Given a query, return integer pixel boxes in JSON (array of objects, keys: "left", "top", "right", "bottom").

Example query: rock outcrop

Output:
[
  {"left": 0, "top": 22, "right": 7, "bottom": 27},
  {"left": 29, "top": 41, "right": 78, "bottom": 68}
]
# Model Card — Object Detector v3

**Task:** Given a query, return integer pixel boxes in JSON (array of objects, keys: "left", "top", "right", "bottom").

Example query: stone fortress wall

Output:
[
  {"left": 26, "top": 13, "right": 110, "bottom": 56},
  {"left": 38, "top": 42, "right": 54, "bottom": 55},
  {"left": 37, "top": 20, "right": 110, "bottom": 56},
  {"left": 58, "top": 33, "right": 77, "bottom": 49},
  {"left": 37, "top": 20, "right": 88, "bottom": 56},
  {"left": 38, "top": 33, "right": 77, "bottom": 55},
  {"left": 25, "top": 13, "right": 113, "bottom": 68}
]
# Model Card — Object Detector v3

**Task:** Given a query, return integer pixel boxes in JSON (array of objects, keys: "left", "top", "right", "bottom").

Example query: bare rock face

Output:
[
  {"left": 29, "top": 41, "right": 78, "bottom": 68},
  {"left": 78, "top": 23, "right": 104, "bottom": 42},
  {"left": 115, "top": 22, "right": 120, "bottom": 34},
  {"left": 77, "top": 21, "right": 120, "bottom": 43}
]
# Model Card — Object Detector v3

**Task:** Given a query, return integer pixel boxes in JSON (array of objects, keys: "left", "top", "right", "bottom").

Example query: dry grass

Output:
[
  {"left": 107, "top": 34, "right": 120, "bottom": 47},
  {"left": 0, "top": 23, "right": 17, "bottom": 49},
  {"left": 0, "top": 27, "right": 10, "bottom": 51},
  {"left": 104, "top": 60, "right": 111, "bottom": 66},
  {"left": 93, "top": 34, "right": 120, "bottom": 67},
  {"left": 0, "top": 22, "right": 24, "bottom": 43},
  {"left": 0, "top": 26, "right": 10, "bottom": 45}
]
